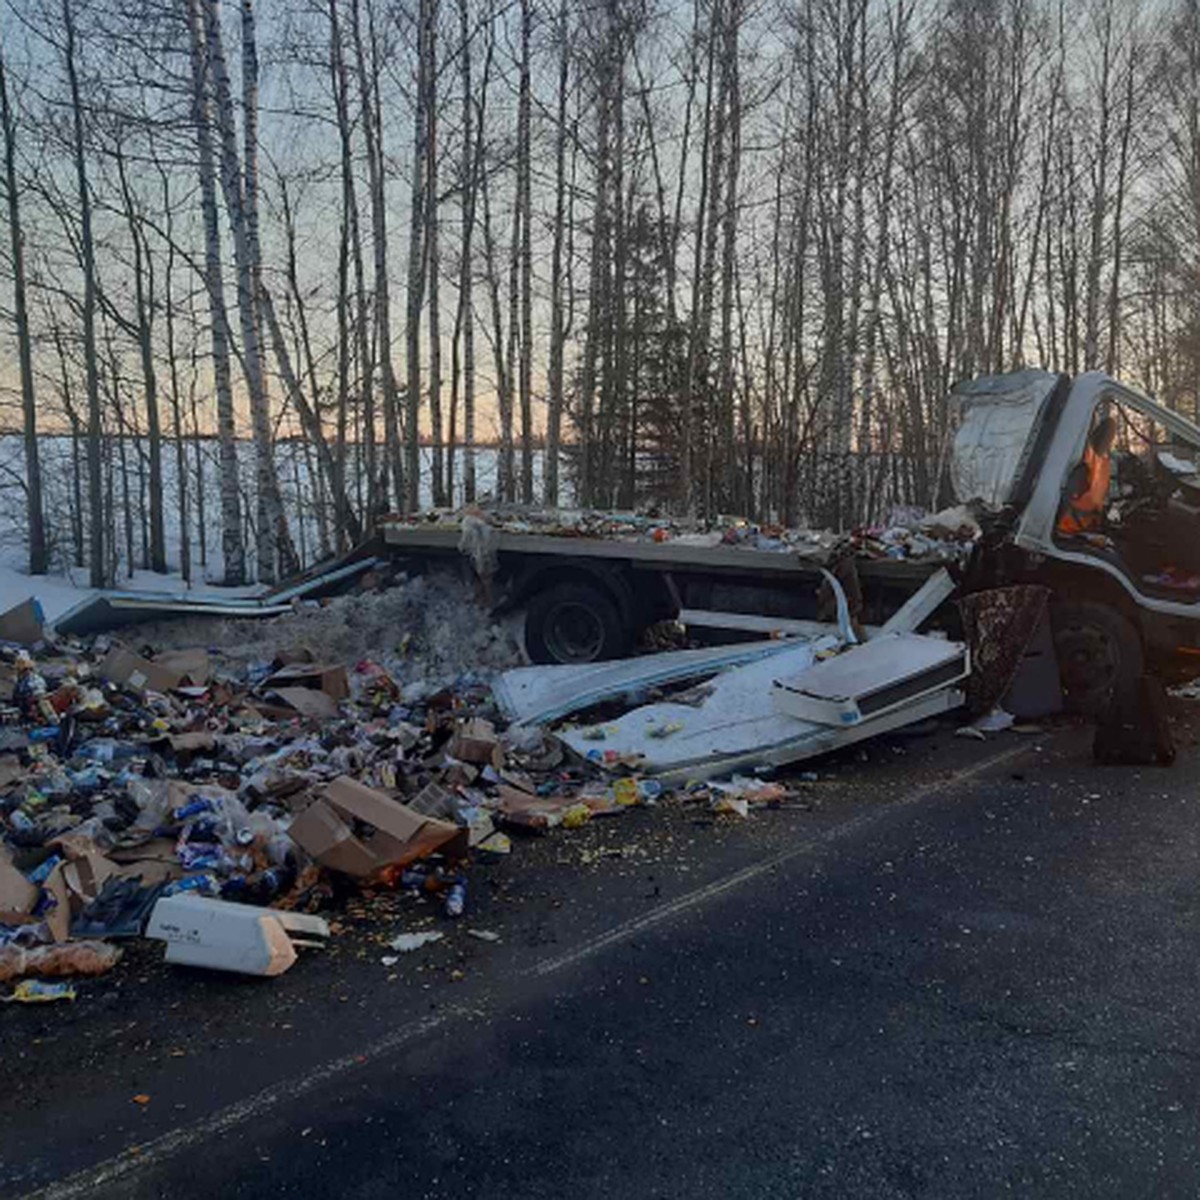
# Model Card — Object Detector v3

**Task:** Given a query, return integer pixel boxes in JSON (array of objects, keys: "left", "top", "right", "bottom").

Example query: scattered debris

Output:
[
  {"left": 389, "top": 931, "right": 444, "bottom": 953},
  {"left": 0, "top": 541, "right": 998, "bottom": 1005},
  {"left": 4, "top": 979, "right": 76, "bottom": 1003},
  {"left": 145, "top": 895, "right": 330, "bottom": 977},
  {"left": 467, "top": 928, "right": 501, "bottom": 943}
]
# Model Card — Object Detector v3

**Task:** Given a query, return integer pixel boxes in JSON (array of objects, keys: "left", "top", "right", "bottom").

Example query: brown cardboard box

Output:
[
  {"left": 272, "top": 646, "right": 316, "bottom": 669},
  {"left": 263, "top": 687, "right": 341, "bottom": 721},
  {"left": 62, "top": 853, "right": 118, "bottom": 907},
  {"left": 447, "top": 718, "right": 504, "bottom": 768},
  {"left": 42, "top": 863, "right": 72, "bottom": 941},
  {"left": 264, "top": 663, "right": 350, "bottom": 701},
  {"left": 0, "top": 598, "right": 45, "bottom": 646},
  {"left": 99, "top": 646, "right": 187, "bottom": 695},
  {"left": 0, "top": 847, "right": 36, "bottom": 924},
  {"left": 155, "top": 648, "right": 212, "bottom": 686},
  {"left": 289, "top": 777, "right": 467, "bottom": 877},
  {"left": 0, "top": 755, "right": 25, "bottom": 789}
]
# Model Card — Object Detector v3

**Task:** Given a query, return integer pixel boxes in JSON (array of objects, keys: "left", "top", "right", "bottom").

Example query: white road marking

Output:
[{"left": 23, "top": 740, "right": 1033, "bottom": 1200}]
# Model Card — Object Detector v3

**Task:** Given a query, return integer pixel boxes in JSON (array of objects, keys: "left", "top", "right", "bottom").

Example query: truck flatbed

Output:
[{"left": 382, "top": 522, "right": 949, "bottom": 664}]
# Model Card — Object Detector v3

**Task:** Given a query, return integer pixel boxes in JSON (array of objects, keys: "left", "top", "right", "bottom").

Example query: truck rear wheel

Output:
[
  {"left": 525, "top": 581, "right": 631, "bottom": 665},
  {"left": 1051, "top": 600, "right": 1143, "bottom": 716}
]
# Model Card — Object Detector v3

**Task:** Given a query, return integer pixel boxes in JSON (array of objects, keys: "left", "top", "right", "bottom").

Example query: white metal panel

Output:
[{"left": 948, "top": 370, "right": 1059, "bottom": 506}]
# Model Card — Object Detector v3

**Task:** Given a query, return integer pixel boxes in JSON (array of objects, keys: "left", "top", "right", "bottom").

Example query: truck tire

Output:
[
  {"left": 1051, "top": 600, "right": 1143, "bottom": 716},
  {"left": 525, "top": 580, "right": 631, "bottom": 665}
]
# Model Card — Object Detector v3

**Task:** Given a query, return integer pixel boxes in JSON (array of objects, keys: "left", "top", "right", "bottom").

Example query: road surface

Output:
[{"left": 7, "top": 717, "right": 1200, "bottom": 1198}]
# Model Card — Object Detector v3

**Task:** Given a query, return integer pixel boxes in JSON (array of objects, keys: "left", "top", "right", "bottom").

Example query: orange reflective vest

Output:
[{"left": 1057, "top": 444, "right": 1111, "bottom": 536}]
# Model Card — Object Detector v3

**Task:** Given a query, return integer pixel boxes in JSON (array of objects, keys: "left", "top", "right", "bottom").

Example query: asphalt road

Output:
[{"left": 10, "top": 719, "right": 1200, "bottom": 1199}]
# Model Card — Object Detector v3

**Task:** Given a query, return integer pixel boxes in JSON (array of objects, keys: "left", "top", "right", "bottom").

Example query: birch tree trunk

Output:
[
  {"left": 517, "top": 0, "right": 535, "bottom": 504},
  {"left": 115, "top": 146, "right": 167, "bottom": 574},
  {"left": 425, "top": 0, "right": 444, "bottom": 507},
  {"left": 545, "top": 0, "right": 569, "bottom": 507},
  {"left": 62, "top": 0, "right": 105, "bottom": 587},
  {"left": 0, "top": 48, "right": 47, "bottom": 575},
  {"left": 187, "top": 0, "right": 245, "bottom": 585},
  {"left": 203, "top": 0, "right": 291, "bottom": 581},
  {"left": 350, "top": 0, "right": 403, "bottom": 511}
]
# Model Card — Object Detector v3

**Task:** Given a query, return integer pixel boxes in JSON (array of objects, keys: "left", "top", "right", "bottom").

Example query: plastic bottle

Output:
[
  {"left": 162, "top": 874, "right": 220, "bottom": 897},
  {"left": 26, "top": 854, "right": 63, "bottom": 885},
  {"left": 613, "top": 777, "right": 641, "bottom": 806},
  {"left": 172, "top": 797, "right": 217, "bottom": 822},
  {"left": 78, "top": 740, "right": 117, "bottom": 764},
  {"left": 7, "top": 809, "right": 35, "bottom": 836},
  {"left": 444, "top": 881, "right": 467, "bottom": 918}
]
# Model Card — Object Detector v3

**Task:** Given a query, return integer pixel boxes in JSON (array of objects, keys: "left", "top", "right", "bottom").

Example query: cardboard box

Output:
[
  {"left": 61, "top": 853, "right": 118, "bottom": 907},
  {"left": 99, "top": 646, "right": 187, "bottom": 695},
  {"left": 289, "top": 776, "right": 467, "bottom": 877},
  {"left": 42, "top": 863, "right": 72, "bottom": 941},
  {"left": 263, "top": 686, "right": 341, "bottom": 720},
  {"left": 447, "top": 718, "right": 504, "bottom": 768},
  {"left": 272, "top": 646, "right": 316, "bottom": 669},
  {"left": 0, "top": 755, "right": 26, "bottom": 790},
  {"left": 155, "top": 648, "right": 212, "bottom": 686},
  {"left": 0, "top": 597, "right": 45, "bottom": 646},
  {"left": 0, "top": 847, "right": 36, "bottom": 923},
  {"left": 264, "top": 663, "right": 349, "bottom": 701}
]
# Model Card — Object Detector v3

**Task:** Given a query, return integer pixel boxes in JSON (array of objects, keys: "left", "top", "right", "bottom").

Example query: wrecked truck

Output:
[
  {"left": 386, "top": 369, "right": 1200, "bottom": 713},
  {"left": 953, "top": 369, "right": 1200, "bottom": 712}
]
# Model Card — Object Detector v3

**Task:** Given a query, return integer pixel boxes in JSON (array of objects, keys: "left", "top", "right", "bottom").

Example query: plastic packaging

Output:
[
  {"left": 613, "top": 777, "right": 641, "bottom": 806},
  {"left": 26, "top": 854, "right": 63, "bottom": 885},
  {"left": 444, "top": 881, "right": 467, "bottom": 918},
  {"left": 3, "top": 979, "right": 76, "bottom": 1003},
  {"left": 162, "top": 874, "right": 220, "bottom": 897},
  {"left": 172, "top": 797, "right": 217, "bottom": 822},
  {"left": 0, "top": 940, "right": 123, "bottom": 983}
]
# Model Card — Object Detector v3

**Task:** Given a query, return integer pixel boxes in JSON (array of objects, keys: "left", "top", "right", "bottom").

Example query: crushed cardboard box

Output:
[
  {"left": 0, "top": 846, "right": 37, "bottom": 923},
  {"left": 448, "top": 718, "right": 504, "bottom": 769},
  {"left": 262, "top": 686, "right": 342, "bottom": 721},
  {"left": 263, "top": 662, "right": 350, "bottom": 701},
  {"left": 99, "top": 646, "right": 189, "bottom": 695},
  {"left": 0, "top": 598, "right": 45, "bottom": 646},
  {"left": 288, "top": 776, "right": 468, "bottom": 877}
]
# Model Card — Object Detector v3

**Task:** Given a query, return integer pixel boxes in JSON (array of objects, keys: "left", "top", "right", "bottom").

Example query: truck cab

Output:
[{"left": 951, "top": 369, "right": 1200, "bottom": 710}]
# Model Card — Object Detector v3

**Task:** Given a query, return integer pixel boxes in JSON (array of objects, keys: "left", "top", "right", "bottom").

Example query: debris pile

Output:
[
  {"left": 0, "top": 562, "right": 990, "bottom": 1002},
  {"left": 1, "top": 599, "right": 804, "bottom": 999},
  {"left": 386, "top": 501, "right": 983, "bottom": 565}
]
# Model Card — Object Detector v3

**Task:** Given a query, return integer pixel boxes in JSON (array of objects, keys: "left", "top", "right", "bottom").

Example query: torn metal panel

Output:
[
  {"left": 54, "top": 595, "right": 293, "bottom": 636},
  {"left": 876, "top": 567, "right": 956, "bottom": 637},
  {"left": 653, "top": 686, "right": 964, "bottom": 785},
  {"left": 558, "top": 639, "right": 826, "bottom": 774},
  {"left": 52, "top": 557, "right": 381, "bottom": 637},
  {"left": 949, "top": 370, "right": 1060, "bottom": 506},
  {"left": 558, "top": 633, "right": 968, "bottom": 784},
  {"left": 771, "top": 633, "right": 969, "bottom": 726},
  {"left": 494, "top": 638, "right": 815, "bottom": 727}
]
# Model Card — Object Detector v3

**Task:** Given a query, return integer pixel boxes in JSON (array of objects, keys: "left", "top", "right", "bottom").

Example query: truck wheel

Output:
[
  {"left": 1051, "top": 600, "right": 1143, "bottom": 716},
  {"left": 525, "top": 581, "right": 630, "bottom": 665}
]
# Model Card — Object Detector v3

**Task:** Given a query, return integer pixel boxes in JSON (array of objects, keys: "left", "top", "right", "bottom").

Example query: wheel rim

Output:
[
  {"left": 1056, "top": 619, "right": 1120, "bottom": 706},
  {"left": 544, "top": 601, "right": 605, "bottom": 662}
]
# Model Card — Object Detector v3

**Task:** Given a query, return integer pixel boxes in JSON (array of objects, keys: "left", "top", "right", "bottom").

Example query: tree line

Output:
[{"left": 2, "top": 0, "right": 1200, "bottom": 586}]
